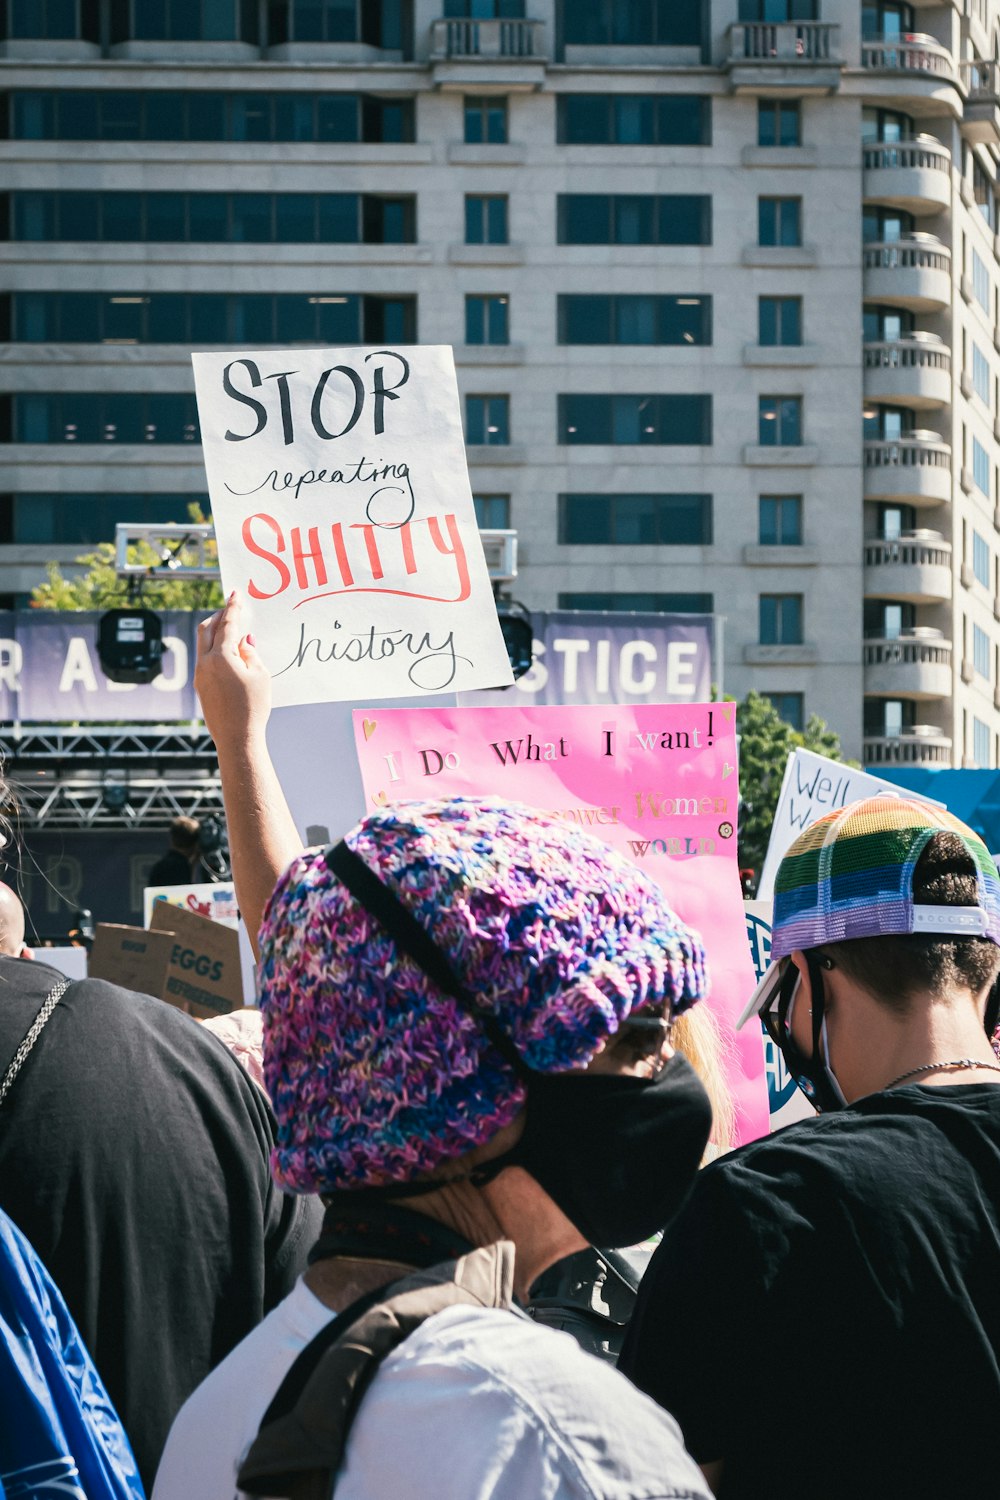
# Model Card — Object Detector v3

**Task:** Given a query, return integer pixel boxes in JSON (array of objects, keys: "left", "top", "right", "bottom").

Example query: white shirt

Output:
[{"left": 154, "top": 1275, "right": 709, "bottom": 1500}]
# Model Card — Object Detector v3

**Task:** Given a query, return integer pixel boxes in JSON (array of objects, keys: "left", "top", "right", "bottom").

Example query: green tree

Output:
[
  {"left": 737, "top": 690, "right": 852, "bottom": 884},
  {"left": 29, "top": 504, "right": 224, "bottom": 611}
]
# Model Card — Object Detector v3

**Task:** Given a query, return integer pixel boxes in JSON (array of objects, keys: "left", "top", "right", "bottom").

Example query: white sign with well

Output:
[
  {"left": 756, "top": 750, "right": 942, "bottom": 900},
  {"left": 192, "top": 345, "right": 513, "bottom": 708}
]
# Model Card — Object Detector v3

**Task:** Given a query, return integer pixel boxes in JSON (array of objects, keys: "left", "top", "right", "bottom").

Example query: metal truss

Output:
[
  {"left": 0, "top": 724, "right": 216, "bottom": 764},
  {"left": 0, "top": 724, "right": 221, "bottom": 831},
  {"left": 7, "top": 775, "right": 224, "bottom": 831}
]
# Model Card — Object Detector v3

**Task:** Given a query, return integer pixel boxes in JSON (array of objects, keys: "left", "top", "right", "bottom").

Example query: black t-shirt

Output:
[
  {"left": 0, "top": 957, "right": 322, "bottom": 1490},
  {"left": 619, "top": 1085, "right": 1000, "bottom": 1500},
  {"left": 148, "top": 848, "right": 197, "bottom": 886}
]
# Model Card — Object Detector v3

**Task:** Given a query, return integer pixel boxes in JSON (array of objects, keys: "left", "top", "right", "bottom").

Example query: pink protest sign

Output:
[{"left": 352, "top": 701, "right": 769, "bottom": 1146}]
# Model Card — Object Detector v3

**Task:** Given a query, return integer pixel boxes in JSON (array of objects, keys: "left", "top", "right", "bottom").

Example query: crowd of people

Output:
[{"left": 2, "top": 589, "right": 999, "bottom": 1499}]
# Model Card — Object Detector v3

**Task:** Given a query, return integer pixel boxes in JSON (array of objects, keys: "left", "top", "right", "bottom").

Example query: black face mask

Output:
[{"left": 472, "top": 1054, "right": 713, "bottom": 1248}]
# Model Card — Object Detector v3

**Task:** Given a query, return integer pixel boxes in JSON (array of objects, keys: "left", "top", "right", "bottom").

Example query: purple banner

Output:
[
  {"left": 0, "top": 611, "right": 204, "bottom": 722},
  {"left": 459, "top": 611, "right": 714, "bottom": 708}
]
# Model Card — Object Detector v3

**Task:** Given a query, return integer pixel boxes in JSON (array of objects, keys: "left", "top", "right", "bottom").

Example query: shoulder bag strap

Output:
[{"left": 0, "top": 978, "right": 70, "bottom": 1109}]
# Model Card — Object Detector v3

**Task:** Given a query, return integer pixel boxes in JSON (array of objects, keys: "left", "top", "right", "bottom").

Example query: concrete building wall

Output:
[{"left": 2, "top": 0, "right": 1000, "bottom": 766}]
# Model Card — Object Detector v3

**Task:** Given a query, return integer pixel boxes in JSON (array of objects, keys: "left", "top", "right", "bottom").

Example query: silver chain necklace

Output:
[{"left": 884, "top": 1057, "right": 1000, "bottom": 1091}]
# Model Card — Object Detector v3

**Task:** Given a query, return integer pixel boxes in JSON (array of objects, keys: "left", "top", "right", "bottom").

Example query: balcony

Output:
[
  {"left": 861, "top": 34, "right": 960, "bottom": 110},
  {"left": 724, "top": 22, "right": 842, "bottom": 93},
  {"left": 863, "top": 333, "right": 951, "bottom": 408},
  {"left": 863, "top": 431, "right": 952, "bottom": 506},
  {"left": 862, "top": 234, "right": 951, "bottom": 310},
  {"left": 864, "top": 725, "right": 953, "bottom": 764},
  {"left": 864, "top": 629, "right": 952, "bottom": 699},
  {"left": 430, "top": 17, "right": 545, "bottom": 89},
  {"left": 863, "top": 531, "right": 952, "bottom": 602},
  {"left": 959, "top": 59, "right": 1000, "bottom": 144},
  {"left": 862, "top": 136, "right": 951, "bottom": 215}
]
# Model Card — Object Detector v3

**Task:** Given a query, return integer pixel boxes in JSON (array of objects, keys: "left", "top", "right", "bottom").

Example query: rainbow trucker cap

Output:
[{"left": 738, "top": 797, "right": 1000, "bottom": 1029}]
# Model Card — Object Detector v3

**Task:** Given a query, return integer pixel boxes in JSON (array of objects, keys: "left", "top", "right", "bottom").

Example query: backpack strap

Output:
[{"left": 237, "top": 1240, "right": 518, "bottom": 1500}]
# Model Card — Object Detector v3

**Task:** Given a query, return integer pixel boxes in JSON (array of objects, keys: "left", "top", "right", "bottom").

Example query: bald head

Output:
[{"left": 0, "top": 882, "right": 26, "bottom": 957}]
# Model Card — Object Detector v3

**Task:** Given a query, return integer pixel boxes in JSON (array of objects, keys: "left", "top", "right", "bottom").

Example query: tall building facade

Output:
[{"left": 2, "top": 0, "right": 1000, "bottom": 767}]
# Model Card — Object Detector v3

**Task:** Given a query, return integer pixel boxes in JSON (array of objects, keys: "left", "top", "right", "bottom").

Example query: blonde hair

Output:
[{"left": 671, "top": 1004, "right": 736, "bottom": 1161}]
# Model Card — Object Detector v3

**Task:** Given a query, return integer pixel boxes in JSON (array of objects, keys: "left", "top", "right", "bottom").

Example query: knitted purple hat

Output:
[{"left": 258, "top": 797, "right": 709, "bottom": 1195}]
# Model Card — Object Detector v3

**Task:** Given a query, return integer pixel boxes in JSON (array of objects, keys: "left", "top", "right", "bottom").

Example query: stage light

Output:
[
  {"left": 496, "top": 602, "right": 534, "bottom": 681},
  {"left": 97, "top": 608, "right": 164, "bottom": 685}
]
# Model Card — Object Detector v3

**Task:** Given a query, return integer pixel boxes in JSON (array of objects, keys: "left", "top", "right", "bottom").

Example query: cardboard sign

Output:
[
  {"left": 352, "top": 701, "right": 769, "bottom": 1146},
  {"left": 143, "top": 881, "right": 239, "bottom": 930},
  {"left": 149, "top": 901, "right": 243, "bottom": 1017},
  {"left": 756, "top": 749, "right": 942, "bottom": 899},
  {"left": 191, "top": 344, "right": 513, "bottom": 707},
  {"left": 89, "top": 924, "right": 176, "bottom": 999},
  {"left": 744, "top": 901, "right": 815, "bottom": 1130},
  {"left": 89, "top": 910, "right": 242, "bottom": 1018}
]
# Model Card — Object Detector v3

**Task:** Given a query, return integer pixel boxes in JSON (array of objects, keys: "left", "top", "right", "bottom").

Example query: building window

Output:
[
  {"left": 465, "top": 294, "right": 509, "bottom": 345},
  {"left": 877, "top": 504, "right": 915, "bottom": 539},
  {"left": 558, "top": 394, "right": 712, "bottom": 446},
  {"left": 757, "top": 100, "right": 800, "bottom": 147},
  {"left": 973, "top": 344, "right": 991, "bottom": 407},
  {"left": 758, "top": 495, "right": 802, "bottom": 546},
  {"left": 560, "top": 0, "right": 702, "bottom": 47},
  {"left": 758, "top": 196, "right": 801, "bottom": 247},
  {"left": 759, "top": 396, "right": 802, "bottom": 446},
  {"left": 8, "top": 492, "right": 208, "bottom": 544},
  {"left": 558, "top": 294, "right": 711, "bottom": 346},
  {"left": 464, "top": 96, "right": 507, "bottom": 144},
  {"left": 974, "top": 531, "right": 991, "bottom": 588},
  {"left": 266, "top": 0, "right": 409, "bottom": 50},
  {"left": 556, "top": 95, "right": 710, "bottom": 146},
  {"left": 444, "top": 0, "right": 525, "bottom": 16},
  {"left": 6, "top": 0, "right": 97, "bottom": 38},
  {"left": 9, "top": 90, "right": 416, "bottom": 142},
  {"left": 974, "top": 716, "right": 991, "bottom": 767},
  {"left": 974, "top": 159, "right": 995, "bottom": 229},
  {"left": 472, "top": 493, "right": 510, "bottom": 528},
  {"left": 10, "top": 393, "right": 200, "bottom": 444},
  {"left": 743, "top": 0, "right": 818, "bottom": 16},
  {"left": 764, "top": 692, "right": 804, "bottom": 731},
  {"left": 758, "top": 296, "right": 802, "bottom": 347},
  {"left": 5, "top": 290, "right": 416, "bottom": 344},
  {"left": 974, "top": 623, "right": 991, "bottom": 679},
  {"left": 558, "top": 592, "right": 714, "bottom": 613},
  {"left": 557, "top": 194, "right": 711, "bottom": 246},
  {"left": 129, "top": 0, "right": 243, "bottom": 41},
  {"left": 972, "top": 248, "right": 991, "bottom": 312},
  {"left": 865, "top": 601, "right": 912, "bottom": 640},
  {"left": 864, "top": 698, "right": 915, "bottom": 738},
  {"left": 465, "top": 394, "right": 509, "bottom": 445},
  {"left": 465, "top": 194, "right": 508, "bottom": 245},
  {"left": 974, "top": 436, "right": 990, "bottom": 496},
  {"left": 759, "top": 593, "right": 803, "bottom": 645},
  {"left": 7, "top": 191, "right": 416, "bottom": 244},
  {"left": 559, "top": 493, "right": 712, "bottom": 545}
]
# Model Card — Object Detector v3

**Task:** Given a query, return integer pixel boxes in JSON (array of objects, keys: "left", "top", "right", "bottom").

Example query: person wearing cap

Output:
[
  {"left": 155, "top": 594, "right": 716, "bottom": 1500},
  {"left": 619, "top": 797, "right": 1000, "bottom": 1500}
]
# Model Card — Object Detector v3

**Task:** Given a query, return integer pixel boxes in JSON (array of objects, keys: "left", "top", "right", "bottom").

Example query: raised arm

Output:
[{"left": 195, "top": 591, "right": 303, "bottom": 956}]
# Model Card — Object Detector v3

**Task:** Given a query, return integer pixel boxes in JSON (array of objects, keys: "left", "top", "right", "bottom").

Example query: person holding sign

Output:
[
  {"left": 620, "top": 799, "right": 1000, "bottom": 1500},
  {"left": 154, "top": 782, "right": 717, "bottom": 1500}
]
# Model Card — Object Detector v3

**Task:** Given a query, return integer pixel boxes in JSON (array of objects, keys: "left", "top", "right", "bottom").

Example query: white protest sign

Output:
[
  {"left": 191, "top": 345, "right": 513, "bottom": 708},
  {"left": 745, "top": 901, "right": 815, "bottom": 1130},
  {"left": 756, "top": 749, "right": 942, "bottom": 899}
]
